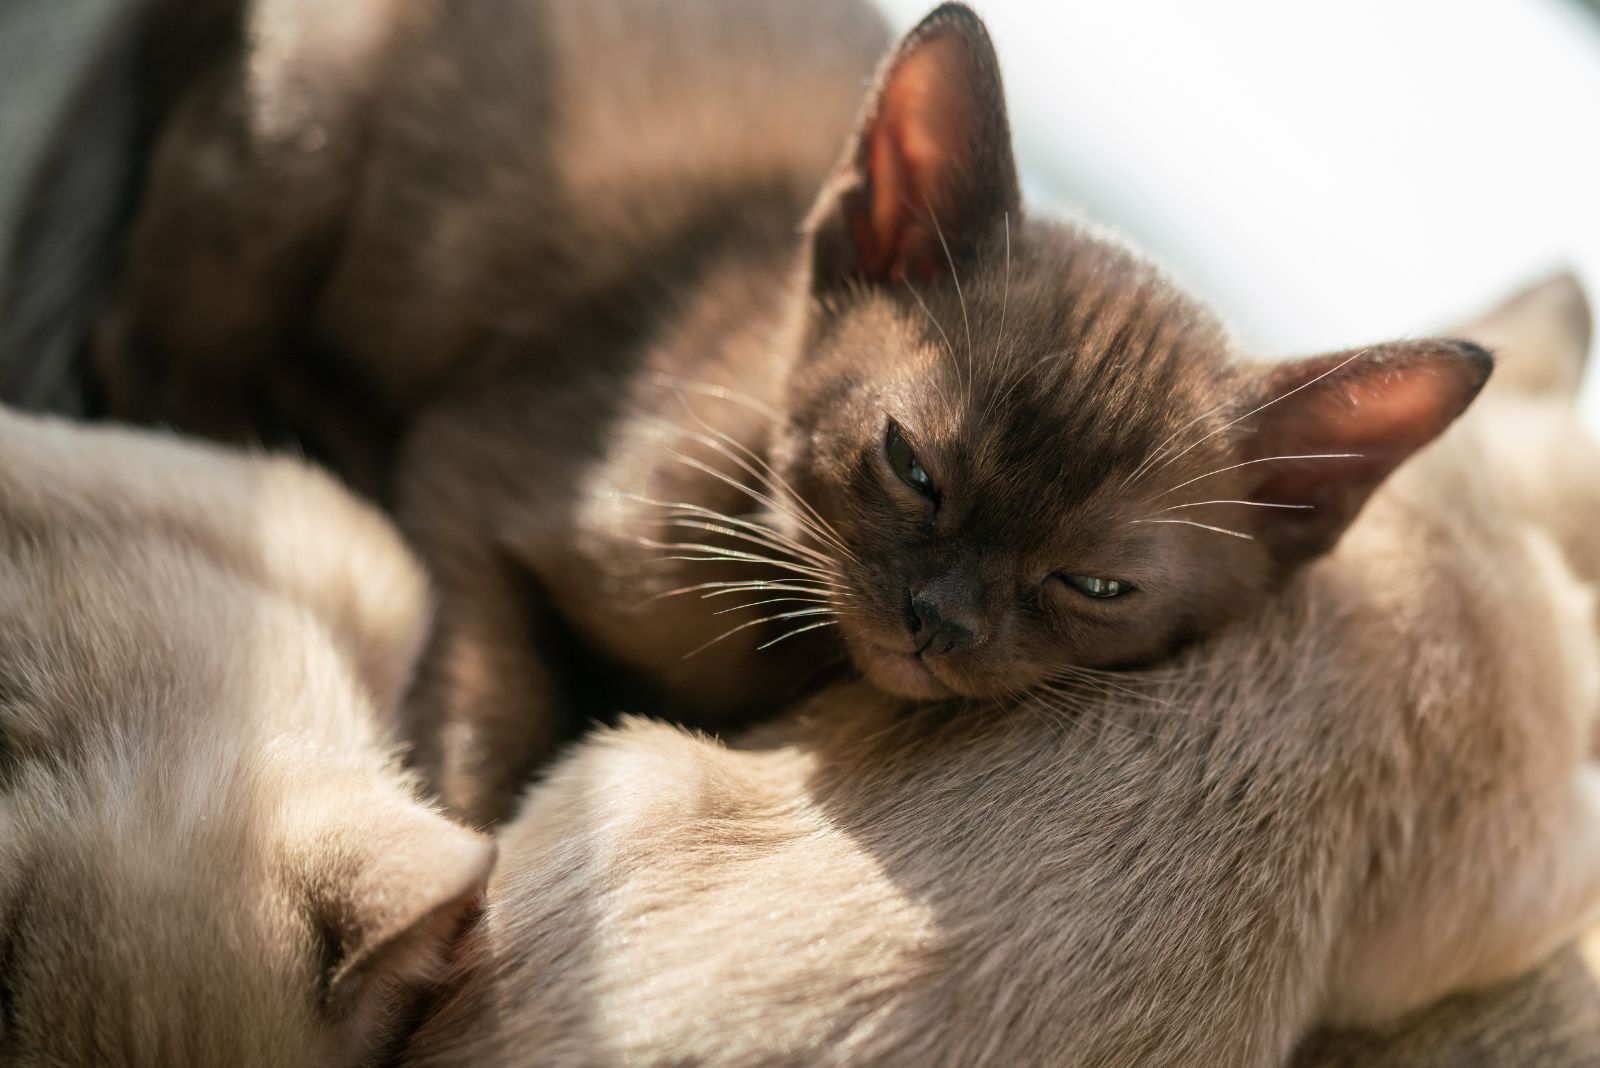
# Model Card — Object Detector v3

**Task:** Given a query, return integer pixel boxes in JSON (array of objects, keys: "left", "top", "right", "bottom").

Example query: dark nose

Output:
[{"left": 909, "top": 587, "right": 979, "bottom": 656}]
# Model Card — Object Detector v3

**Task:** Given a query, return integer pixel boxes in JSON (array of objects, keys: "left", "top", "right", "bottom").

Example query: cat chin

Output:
[{"left": 858, "top": 641, "right": 956, "bottom": 700}]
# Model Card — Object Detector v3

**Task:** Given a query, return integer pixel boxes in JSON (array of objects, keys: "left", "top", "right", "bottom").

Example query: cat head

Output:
[
  {"left": 0, "top": 417, "right": 494, "bottom": 1067},
  {"left": 775, "top": 3, "right": 1491, "bottom": 700}
]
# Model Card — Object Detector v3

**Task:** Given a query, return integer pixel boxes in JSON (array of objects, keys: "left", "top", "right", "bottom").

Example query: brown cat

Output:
[
  {"left": 0, "top": 406, "right": 493, "bottom": 1066},
  {"left": 397, "top": 278, "right": 1600, "bottom": 1067},
  {"left": 0, "top": 1, "right": 1496, "bottom": 824}
]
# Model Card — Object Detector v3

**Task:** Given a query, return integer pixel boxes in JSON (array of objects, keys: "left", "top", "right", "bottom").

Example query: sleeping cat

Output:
[
  {"left": 0, "top": 407, "right": 493, "bottom": 1066},
  {"left": 397, "top": 278, "right": 1600, "bottom": 1068},
  {"left": 0, "top": 0, "right": 1495, "bottom": 823}
]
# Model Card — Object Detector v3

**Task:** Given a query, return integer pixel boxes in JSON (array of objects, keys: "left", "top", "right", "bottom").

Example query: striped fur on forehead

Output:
[{"left": 895, "top": 220, "right": 1239, "bottom": 495}]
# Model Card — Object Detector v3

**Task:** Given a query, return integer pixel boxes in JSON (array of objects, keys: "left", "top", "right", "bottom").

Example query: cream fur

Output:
[
  {"left": 0, "top": 410, "right": 493, "bottom": 1066},
  {"left": 405, "top": 277, "right": 1600, "bottom": 1067}
]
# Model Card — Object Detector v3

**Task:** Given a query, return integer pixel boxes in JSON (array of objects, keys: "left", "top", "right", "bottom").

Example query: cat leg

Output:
[{"left": 402, "top": 540, "right": 577, "bottom": 828}]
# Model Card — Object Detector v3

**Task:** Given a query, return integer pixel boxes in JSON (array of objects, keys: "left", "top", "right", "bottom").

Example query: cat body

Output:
[
  {"left": 402, "top": 294, "right": 1600, "bottom": 1066},
  {"left": 0, "top": 408, "right": 493, "bottom": 1066},
  {"left": 2, "top": 2, "right": 1497, "bottom": 826},
  {"left": 3, "top": 0, "right": 893, "bottom": 820}
]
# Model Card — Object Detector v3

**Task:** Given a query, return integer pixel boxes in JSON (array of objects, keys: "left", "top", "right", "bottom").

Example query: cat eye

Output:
[
  {"left": 1060, "top": 574, "right": 1132, "bottom": 599},
  {"left": 886, "top": 422, "right": 935, "bottom": 498}
]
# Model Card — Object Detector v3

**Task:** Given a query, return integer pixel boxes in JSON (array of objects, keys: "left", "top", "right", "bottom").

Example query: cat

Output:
[
  {"left": 396, "top": 274, "right": 1600, "bottom": 1068},
  {"left": 0, "top": 1, "right": 1499, "bottom": 825},
  {"left": 1294, "top": 945, "right": 1600, "bottom": 1068},
  {"left": 0, "top": 405, "right": 494, "bottom": 1066}
]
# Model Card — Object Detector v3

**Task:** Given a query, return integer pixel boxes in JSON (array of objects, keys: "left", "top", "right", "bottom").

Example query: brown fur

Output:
[
  {"left": 5, "top": 1, "right": 1495, "bottom": 826},
  {"left": 400, "top": 277, "right": 1600, "bottom": 1067},
  {"left": 0, "top": 408, "right": 493, "bottom": 1066}
]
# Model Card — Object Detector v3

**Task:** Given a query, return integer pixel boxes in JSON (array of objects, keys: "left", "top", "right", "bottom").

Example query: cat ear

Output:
[
  {"left": 1449, "top": 270, "right": 1591, "bottom": 400},
  {"left": 307, "top": 804, "right": 496, "bottom": 1042},
  {"left": 1238, "top": 339, "right": 1492, "bottom": 567},
  {"left": 806, "top": 3, "right": 1021, "bottom": 292}
]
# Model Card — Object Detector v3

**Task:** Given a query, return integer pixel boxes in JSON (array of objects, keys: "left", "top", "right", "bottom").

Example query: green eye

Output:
[
  {"left": 886, "top": 422, "right": 935, "bottom": 498},
  {"left": 1061, "top": 575, "right": 1131, "bottom": 599}
]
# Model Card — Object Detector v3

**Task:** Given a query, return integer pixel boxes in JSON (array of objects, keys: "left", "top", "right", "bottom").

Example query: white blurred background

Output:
[
  {"left": 3, "top": 0, "right": 1598, "bottom": 420},
  {"left": 876, "top": 0, "right": 1600, "bottom": 424}
]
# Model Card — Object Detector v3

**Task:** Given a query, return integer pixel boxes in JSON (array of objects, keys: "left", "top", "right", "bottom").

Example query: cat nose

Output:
[{"left": 909, "top": 587, "right": 979, "bottom": 656}]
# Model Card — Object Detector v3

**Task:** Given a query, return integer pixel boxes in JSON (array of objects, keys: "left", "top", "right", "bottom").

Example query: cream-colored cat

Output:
[
  {"left": 404, "top": 274, "right": 1600, "bottom": 1068},
  {"left": 0, "top": 411, "right": 493, "bottom": 1065}
]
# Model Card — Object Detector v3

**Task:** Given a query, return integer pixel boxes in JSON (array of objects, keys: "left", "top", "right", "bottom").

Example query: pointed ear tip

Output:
[
  {"left": 1439, "top": 337, "right": 1496, "bottom": 394},
  {"left": 907, "top": 2, "right": 994, "bottom": 49},
  {"left": 1540, "top": 268, "right": 1594, "bottom": 345}
]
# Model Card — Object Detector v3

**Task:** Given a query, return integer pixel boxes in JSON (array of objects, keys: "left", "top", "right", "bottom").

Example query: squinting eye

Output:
[
  {"left": 885, "top": 421, "right": 935, "bottom": 498},
  {"left": 1061, "top": 574, "right": 1132, "bottom": 599}
]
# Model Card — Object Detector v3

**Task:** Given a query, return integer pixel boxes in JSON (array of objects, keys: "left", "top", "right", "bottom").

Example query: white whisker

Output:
[
  {"left": 665, "top": 447, "right": 856, "bottom": 568},
  {"left": 924, "top": 198, "right": 974, "bottom": 408},
  {"left": 648, "top": 372, "right": 782, "bottom": 422},
  {"left": 622, "top": 492, "right": 837, "bottom": 569},
  {"left": 1129, "top": 518, "right": 1254, "bottom": 540},
  {"left": 682, "top": 607, "right": 835, "bottom": 659},
  {"left": 1155, "top": 453, "right": 1362, "bottom": 499},
  {"left": 643, "top": 579, "right": 836, "bottom": 605},
  {"left": 648, "top": 547, "right": 845, "bottom": 583},
  {"left": 713, "top": 595, "right": 836, "bottom": 616},
  {"left": 1144, "top": 349, "right": 1370, "bottom": 482},
  {"left": 1157, "top": 499, "right": 1313, "bottom": 513},
  {"left": 902, "top": 278, "right": 962, "bottom": 415},
  {"left": 757, "top": 618, "right": 839, "bottom": 650},
  {"left": 1120, "top": 399, "right": 1232, "bottom": 490},
  {"left": 661, "top": 516, "right": 837, "bottom": 569},
  {"left": 672, "top": 409, "right": 858, "bottom": 564}
]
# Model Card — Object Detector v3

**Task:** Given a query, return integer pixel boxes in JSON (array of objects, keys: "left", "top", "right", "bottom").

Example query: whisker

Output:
[
  {"left": 902, "top": 278, "right": 962, "bottom": 415},
  {"left": 757, "top": 618, "right": 840, "bottom": 650},
  {"left": 635, "top": 532, "right": 843, "bottom": 578},
  {"left": 661, "top": 516, "right": 837, "bottom": 569},
  {"left": 713, "top": 595, "right": 836, "bottom": 616},
  {"left": 1157, "top": 499, "right": 1314, "bottom": 513},
  {"left": 1155, "top": 453, "right": 1362, "bottom": 499},
  {"left": 1129, "top": 518, "right": 1253, "bottom": 540},
  {"left": 699, "top": 582, "right": 844, "bottom": 599},
  {"left": 1120, "top": 399, "right": 1233, "bottom": 490},
  {"left": 988, "top": 349, "right": 1067, "bottom": 417},
  {"left": 924, "top": 198, "right": 974, "bottom": 408},
  {"left": 671, "top": 408, "right": 858, "bottom": 564},
  {"left": 649, "top": 548, "right": 845, "bottom": 584},
  {"left": 665, "top": 446, "right": 857, "bottom": 568},
  {"left": 1043, "top": 665, "right": 1216, "bottom": 723},
  {"left": 622, "top": 492, "right": 837, "bottom": 569},
  {"left": 1144, "top": 348, "right": 1370, "bottom": 482},
  {"left": 683, "top": 607, "right": 835, "bottom": 659},
  {"left": 642, "top": 580, "right": 838, "bottom": 607},
  {"left": 648, "top": 372, "right": 783, "bottom": 422}
]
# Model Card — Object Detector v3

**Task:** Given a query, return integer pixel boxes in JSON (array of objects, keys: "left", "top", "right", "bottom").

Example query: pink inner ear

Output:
[
  {"left": 1241, "top": 344, "right": 1490, "bottom": 561},
  {"left": 1253, "top": 360, "right": 1475, "bottom": 474},
  {"left": 862, "top": 35, "right": 980, "bottom": 281}
]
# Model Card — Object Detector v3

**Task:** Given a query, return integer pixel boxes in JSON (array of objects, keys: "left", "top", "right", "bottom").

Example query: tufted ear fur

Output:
[
  {"left": 1237, "top": 340, "right": 1492, "bottom": 567},
  {"left": 806, "top": 3, "right": 1020, "bottom": 292}
]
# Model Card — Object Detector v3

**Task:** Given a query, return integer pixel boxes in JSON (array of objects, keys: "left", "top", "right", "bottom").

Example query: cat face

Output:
[{"left": 773, "top": 4, "right": 1491, "bottom": 699}]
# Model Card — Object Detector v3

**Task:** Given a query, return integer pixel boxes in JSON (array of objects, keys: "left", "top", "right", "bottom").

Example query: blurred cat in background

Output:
[{"left": 0, "top": 409, "right": 492, "bottom": 1066}]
